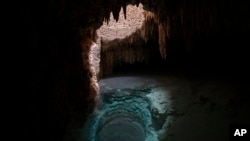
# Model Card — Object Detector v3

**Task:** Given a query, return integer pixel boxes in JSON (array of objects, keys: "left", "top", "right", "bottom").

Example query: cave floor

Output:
[{"left": 66, "top": 71, "right": 250, "bottom": 141}]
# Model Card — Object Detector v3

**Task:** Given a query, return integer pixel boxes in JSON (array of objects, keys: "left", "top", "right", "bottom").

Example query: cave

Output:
[{"left": 8, "top": 0, "right": 250, "bottom": 141}]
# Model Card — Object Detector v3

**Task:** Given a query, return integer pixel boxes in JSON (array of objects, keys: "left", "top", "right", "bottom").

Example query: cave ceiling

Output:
[{"left": 70, "top": 0, "right": 249, "bottom": 59}]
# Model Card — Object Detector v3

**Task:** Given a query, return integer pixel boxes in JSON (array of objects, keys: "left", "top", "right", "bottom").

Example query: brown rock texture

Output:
[{"left": 9, "top": 0, "right": 250, "bottom": 141}]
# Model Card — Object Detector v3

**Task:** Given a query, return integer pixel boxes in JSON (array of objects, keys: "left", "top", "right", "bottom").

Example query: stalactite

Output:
[
  {"left": 112, "top": 0, "right": 122, "bottom": 22},
  {"left": 122, "top": 0, "right": 127, "bottom": 19},
  {"left": 104, "top": 13, "right": 111, "bottom": 24},
  {"left": 97, "top": 0, "right": 249, "bottom": 76},
  {"left": 140, "top": 11, "right": 156, "bottom": 42},
  {"left": 135, "top": 0, "right": 140, "bottom": 7},
  {"left": 158, "top": 23, "right": 167, "bottom": 59},
  {"left": 100, "top": 21, "right": 155, "bottom": 76}
]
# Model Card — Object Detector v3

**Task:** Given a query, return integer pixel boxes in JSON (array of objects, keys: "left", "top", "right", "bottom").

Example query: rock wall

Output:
[
  {"left": 8, "top": 1, "right": 96, "bottom": 141},
  {"left": 9, "top": 0, "right": 250, "bottom": 141},
  {"left": 99, "top": 0, "right": 250, "bottom": 77}
]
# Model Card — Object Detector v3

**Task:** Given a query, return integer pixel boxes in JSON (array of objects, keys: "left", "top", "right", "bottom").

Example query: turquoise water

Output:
[
  {"left": 64, "top": 75, "right": 248, "bottom": 141},
  {"left": 82, "top": 88, "right": 158, "bottom": 141}
]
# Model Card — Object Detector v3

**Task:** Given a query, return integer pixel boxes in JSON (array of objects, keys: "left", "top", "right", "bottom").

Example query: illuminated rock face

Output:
[
  {"left": 14, "top": 1, "right": 250, "bottom": 141},
  {"left": 98, "top": 4, "right": 145, "bottom": 41}
]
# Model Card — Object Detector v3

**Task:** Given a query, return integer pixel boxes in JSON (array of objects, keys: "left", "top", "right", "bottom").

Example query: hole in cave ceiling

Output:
[{"left": 97, "top": 4, "right": 145, "bottom": 41}]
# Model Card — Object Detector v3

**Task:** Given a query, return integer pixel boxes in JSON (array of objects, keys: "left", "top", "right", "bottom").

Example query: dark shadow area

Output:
[
  {"left": 113, "top": 31, "right": 250, "bottom": 82},
  {"left": 6, "top": 1, "right": 250, "bottom": 141}
]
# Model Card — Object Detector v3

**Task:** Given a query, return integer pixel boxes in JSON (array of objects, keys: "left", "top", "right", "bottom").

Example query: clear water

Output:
[{"left": 83, "top": 88, "right": 159, "bottom": 141}]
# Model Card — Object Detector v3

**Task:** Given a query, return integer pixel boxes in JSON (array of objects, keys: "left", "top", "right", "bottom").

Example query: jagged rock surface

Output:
[{"left": 11, "top": 0, "right": 250, "bottom": 141}]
